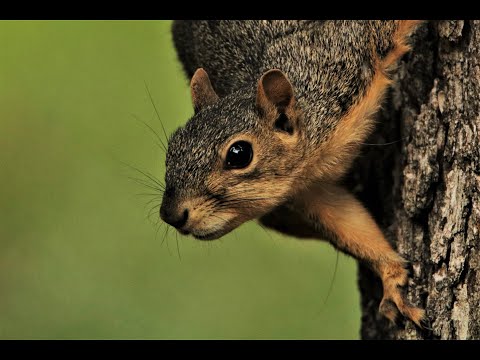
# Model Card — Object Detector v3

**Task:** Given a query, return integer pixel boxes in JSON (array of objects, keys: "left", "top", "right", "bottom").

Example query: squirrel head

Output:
[{"left": 160, "top": 68, "right": 307, "bottom": 240}]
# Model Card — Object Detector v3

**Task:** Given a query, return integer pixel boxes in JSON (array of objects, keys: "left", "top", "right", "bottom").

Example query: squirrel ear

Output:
[
  {"left": 256, "top": 69, "right": 294, "bottom": 113},
  {"left": 190, "top": 68, "right": 219, "bottom": 113}
]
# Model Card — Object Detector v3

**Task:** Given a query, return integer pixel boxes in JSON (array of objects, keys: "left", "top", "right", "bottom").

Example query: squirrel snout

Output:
[{"left": 160, "top": 205, "right": 189, "bottom": 229}]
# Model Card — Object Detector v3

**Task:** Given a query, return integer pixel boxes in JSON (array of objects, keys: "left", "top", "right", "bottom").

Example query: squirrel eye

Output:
[{"left": 225, "top": 141, "right": 253, "bottom": 169}]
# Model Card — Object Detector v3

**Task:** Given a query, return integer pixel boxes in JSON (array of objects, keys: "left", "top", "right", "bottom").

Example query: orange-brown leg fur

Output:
[{"left": 260, "top": 183, "right": 425, "bottom": 327}]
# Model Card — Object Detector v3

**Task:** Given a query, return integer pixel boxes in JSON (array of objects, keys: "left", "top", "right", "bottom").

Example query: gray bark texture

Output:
[{"left": 349, "top": 20, "right": 480, "bottom": 339}]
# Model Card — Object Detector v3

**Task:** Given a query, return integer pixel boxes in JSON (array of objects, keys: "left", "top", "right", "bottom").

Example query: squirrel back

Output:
[{"left": 173, "top": 21, "right": 397, "bottom": 95}]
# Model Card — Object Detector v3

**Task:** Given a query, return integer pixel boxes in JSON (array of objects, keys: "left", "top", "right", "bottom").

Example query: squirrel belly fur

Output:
[{"left": 161, "top": 20, "right": 425, "bottom": 327}]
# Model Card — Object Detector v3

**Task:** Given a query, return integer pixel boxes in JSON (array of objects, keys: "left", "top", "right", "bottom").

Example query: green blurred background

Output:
[{"left": 0, "top": 20, "right": 360, "bottom": 339}]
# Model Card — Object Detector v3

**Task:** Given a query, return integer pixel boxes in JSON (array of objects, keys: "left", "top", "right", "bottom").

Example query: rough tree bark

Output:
[{"left": 348, "top": 20, "right": 480, "bottom": 339}]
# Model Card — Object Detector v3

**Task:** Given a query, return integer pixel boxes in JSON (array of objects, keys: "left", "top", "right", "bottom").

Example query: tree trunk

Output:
[{"left": 349, "top": 20, "right": 480, "bottom": 339}]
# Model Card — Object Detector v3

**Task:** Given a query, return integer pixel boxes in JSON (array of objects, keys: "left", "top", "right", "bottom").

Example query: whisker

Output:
[
  {"left": 322, "top": 250, "right": 340, "bottom": 307},
  {"left": 130, "top": 113, "right": 167, "bottom": 153},
  {"left": 154, "top": 221, "right": 164, "bottom": 243},
  {"left": 121, "top": 161, "right": 165, "bottom": 190},
  {"left": 175, "top": 231, "right": 181, "bottom": 261},
  {"left": 209, "top": 213, "right": 230, "bottom": 224},
  {"left": 128, "top": 174, "right": 164, "bottom": 190},
  {"left": 360, "top": 137, "right": 406, "bottom": 146},
  {"left": 145, "top": 197, "right": 162, "bottom": 207},
  {"left": 146, "top": 203, "right": 161, "bottom": 221},
  {"left": 164, "top": 227, "right": 172, "bottom": 255},
  {"left": 215, "top": 196, "right": 287, "bottom": 208},
  {"left": 128, "top": 176, "right": 164, "bottom": 193},
  {"left": 144, "top": 81, "right": 170, "bottom": 144},
  {"left": 136, "top": 192, "right": 163, "bottom": 197},
  {"left": 257, "top": 222, "right": 275, "bottom": 242},
  {"left": 161, "top": 224, "right": 169, "bottom": 247}
]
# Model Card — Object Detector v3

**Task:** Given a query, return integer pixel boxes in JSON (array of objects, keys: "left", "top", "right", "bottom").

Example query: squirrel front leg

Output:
[{"left": 260, "top": 183, "right": 425, "bottom": 327}]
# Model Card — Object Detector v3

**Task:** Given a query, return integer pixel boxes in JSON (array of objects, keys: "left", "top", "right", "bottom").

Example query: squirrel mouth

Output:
[{"left": 192, "top": 228, "right": 227, "bottom": 241}]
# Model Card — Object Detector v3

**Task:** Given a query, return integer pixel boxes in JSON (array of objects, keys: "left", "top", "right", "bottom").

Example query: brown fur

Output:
[
  {"left": 165, "top": 20, "right": 427, "bottom": 325},
  {"left": 311, "top": 70, "right": 392, "bottom": 182},
  {"left": 264, "top": 183, "right": 425, "bottom": 327},
  {"left": 308, "top": 21, "right": 425, "bottom": 183},
  {"left": 261, "top": 22, "right": 427, "bottom": 326},
  {"left": 382, "top": 20, "right": 423, "bottom": 71}
]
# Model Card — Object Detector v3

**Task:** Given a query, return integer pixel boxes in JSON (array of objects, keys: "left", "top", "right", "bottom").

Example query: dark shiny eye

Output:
[{"left": 225, "top": 141, "right": 253, "bottom": 169}]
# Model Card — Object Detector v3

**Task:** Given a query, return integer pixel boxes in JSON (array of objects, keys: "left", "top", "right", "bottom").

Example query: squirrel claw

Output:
[{"left": 379, "top": 293, "right": 426, "bottom": 328}]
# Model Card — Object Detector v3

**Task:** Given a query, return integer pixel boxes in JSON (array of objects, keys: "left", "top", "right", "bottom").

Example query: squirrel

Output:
[{"left": 160, "top": 20, "right": 426, "bottom": 327}]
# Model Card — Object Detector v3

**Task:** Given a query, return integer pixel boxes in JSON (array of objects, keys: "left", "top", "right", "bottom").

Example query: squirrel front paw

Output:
[
  {"left": 379, "top": 292, "right": 426, "bottom": 328},
  {"left": 378, "top": 262, "right": 426, "bottom": 328}
]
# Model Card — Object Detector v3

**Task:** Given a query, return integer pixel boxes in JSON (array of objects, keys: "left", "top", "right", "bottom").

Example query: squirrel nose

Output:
[{"left": 160, "top": 207, "right": 189, "bottom": 229}]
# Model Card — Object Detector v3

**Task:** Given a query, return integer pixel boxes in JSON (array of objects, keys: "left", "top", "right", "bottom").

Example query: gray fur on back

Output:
[{"left": 172, "top": 20, "right": 397, "bottom": 147}]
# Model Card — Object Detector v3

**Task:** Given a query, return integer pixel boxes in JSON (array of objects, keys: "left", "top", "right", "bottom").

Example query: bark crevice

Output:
[{"left": 353, "top": 20, "right": 480, "bottom": 340}]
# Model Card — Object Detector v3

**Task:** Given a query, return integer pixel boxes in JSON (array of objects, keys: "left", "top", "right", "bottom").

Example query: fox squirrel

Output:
[{"left": 161, "top": 20, "right": 426, "bottom": 327}]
